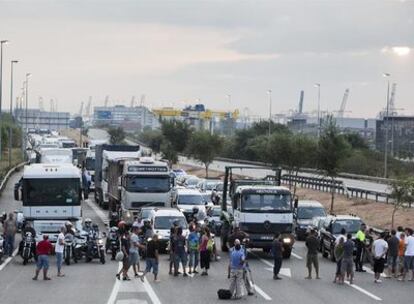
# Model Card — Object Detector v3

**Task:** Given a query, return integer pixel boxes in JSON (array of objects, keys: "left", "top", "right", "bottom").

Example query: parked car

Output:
[
  {"left": 319, "top": 215, "right": 363, "bottom": 261},
  {"left": 294, "top": 200, "right": 326, "bottom": 240}
]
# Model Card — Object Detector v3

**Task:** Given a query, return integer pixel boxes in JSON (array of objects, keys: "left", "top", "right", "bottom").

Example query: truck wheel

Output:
[
  {"left": 322, "top": 244, "right": 328, "bottom": 258},
  {"left": 330, "top": 247, "right": 336, "bottom": 262}
]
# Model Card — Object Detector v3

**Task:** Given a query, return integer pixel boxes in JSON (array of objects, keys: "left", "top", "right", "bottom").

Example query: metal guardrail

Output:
[{"left": 0, "top": 162, "right": 27, "bottom": 195}]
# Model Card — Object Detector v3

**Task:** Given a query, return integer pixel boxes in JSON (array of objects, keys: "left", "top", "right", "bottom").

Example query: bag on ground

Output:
[{"left": 217, "top": 289, "right": 232, "bottom": 300}]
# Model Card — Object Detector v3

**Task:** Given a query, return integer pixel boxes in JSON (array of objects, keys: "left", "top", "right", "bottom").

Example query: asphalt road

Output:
[{"left": 0, "top": 149, "right": 412, "bottom": 303}]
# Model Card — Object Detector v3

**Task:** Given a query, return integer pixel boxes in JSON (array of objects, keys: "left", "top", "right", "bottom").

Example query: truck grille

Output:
[
  {"left": 131, "top": 202, "right": 165, "bottom": 208},
  {"left": 241, "top": 223, "right": 292, "bottom": 234}
]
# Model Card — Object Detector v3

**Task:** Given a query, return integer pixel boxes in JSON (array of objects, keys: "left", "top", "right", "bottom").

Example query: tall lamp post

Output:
[
  {"left": 0, "top": 40, "right": 9, "bottom": 161},
  {"left": 383, "top": 73, "right": 390, "bottom": 178},
  {"left": 24, "top": 73, "right": 31, "bottom": 154},
  {"left": 9, "top": 60, "right": 18, "bottom": 167},
  {"left": 267, "top": 89, "right": 272, "bottom": 137},
  {"left": 314, "top": 83, "right": 321, "bottom": 138}
]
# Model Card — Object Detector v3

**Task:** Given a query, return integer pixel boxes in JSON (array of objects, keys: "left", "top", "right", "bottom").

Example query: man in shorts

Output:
[
  {"left": 401, "top": 228, "right": 414, "bottom": 281},
  {"left": 140, "top": 234, "right": 160, "bottom": 282},
  {"left": 33, "top": 235, "right": 53, "bottom": 280},
  {"left": 342, "top": 233, "right": 355, "bottom": 284},
  {"left": 305, "top": 229, "right": 320, "bottom": 279},
  {"left": 129, "top": 225, "right": 142, "bottom": 277},
  {"left": 373, "top": 232, "right": 388, "bottom": 283}
]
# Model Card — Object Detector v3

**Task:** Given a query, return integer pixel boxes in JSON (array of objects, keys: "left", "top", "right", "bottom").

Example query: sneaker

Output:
[
  {"left": 201, "top": 271, "right": 208, "bottom": 276},
  {"left": 273, "top": 276, "right": 282, "bottom": 280},
  {"left": 248, "top": 292, "right": 254, "bottom": 296},
  {"left": 193, "top": 270, "right": 199, "bottom": 274},
  {"left": 183, "top": 273, "right": 188, "bottom": 277},
  {"left": 374, "top": 279, "right": 382, "bottom": 283}
]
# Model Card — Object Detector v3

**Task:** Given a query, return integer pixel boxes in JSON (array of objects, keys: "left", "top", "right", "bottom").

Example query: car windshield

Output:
[
  {"left": 332, "top": 220, "right": 362, "bottom": 234},
  {"left": 154, "top": 216, "right": 187, "bottom": 229},
  {"left": 140, "top": 209, "right": 153, "bottom": 219},
  {"left": 185, "top": 178, "right": 199, "bottom": 186},
  {"left": 298, "top": 207, "right": 326, "bottom": 219},
  {"left": 23, "top": 178, "right": 80, "bottom": 206},
  {"left": 205, "top": 181, "right": 220, "bottom": 190},
  {"left": 126, "top": 176, "right": 170, "bottom": 193},
  {"left": 85, "top": 158, "right": 95, "bottom": 171},
  {"left": 178, "top": 194, "right": 205, "bottom": 205},
  {"left": 241, "top": 193, "right": 291, "bottom": 212}
]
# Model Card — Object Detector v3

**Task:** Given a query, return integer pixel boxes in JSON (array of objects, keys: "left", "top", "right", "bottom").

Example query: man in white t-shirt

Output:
[
  {"left": 372, "top": 233, "right": 388, "bottom": 283},
  {"left": 401, "top": 228, "right": 414, "bottom": 281},
  {"left": 55, "top": 226, "right": 66, "bottom": 277}
]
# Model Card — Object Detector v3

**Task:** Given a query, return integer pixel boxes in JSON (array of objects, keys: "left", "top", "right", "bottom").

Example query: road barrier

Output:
[{"left": 0, "top": 162, "right": 27, "bottom": 196}]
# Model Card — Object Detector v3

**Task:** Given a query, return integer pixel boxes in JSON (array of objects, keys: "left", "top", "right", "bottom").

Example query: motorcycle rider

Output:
[
  {"left": 65, "top": 221, "right": 75, "bottom": 236},
  {"left": 83, "top": 218, "right": 93, "bottom": 235},
  {"left": 20, "top": 221, "right": 37, "bottom": 257}
]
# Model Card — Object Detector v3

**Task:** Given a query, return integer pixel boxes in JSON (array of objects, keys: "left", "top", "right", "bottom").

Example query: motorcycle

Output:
[
  {"left": 0, "top": 235, "right": 4, "bottom": 264},
  {"left": 20, "top": 232, "right": 35, "bottom": 265},
  {"left": 86, "top": 236, "right": 106, "bottom": 264},
  {"left": 63, "top": 234, "right": 74, "bottom": 265},
  {"left": 73, "top": 232, "right": 88, "bottom": 263},
  {"left": 105, "top": 227, "right": 120, "bottom": 260}
]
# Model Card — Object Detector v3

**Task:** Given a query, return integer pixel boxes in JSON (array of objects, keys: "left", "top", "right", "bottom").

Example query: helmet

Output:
[
  {"left": 92, "top": 223, "right": 99, "bottom": 230},
  {"left": 118, "top": 220, "right": 126, "bottom": 229},
  {"left": 65, "top": 221, "right": 73, "bottom": 227},
  {"left": 84, "top": 218, "right": 92, "bottom": 225}
]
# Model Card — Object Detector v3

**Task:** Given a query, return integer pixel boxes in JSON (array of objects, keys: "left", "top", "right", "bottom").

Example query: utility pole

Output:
[
  {"left": 268, "top": 89, "right": 272, "bottom": 137},
  {"left": 383, "top": 73, "right": 390, "bottom": 178},
  {"left": 0, "top": 40, "right": 9, "bottom": 161},
  {"left": 314, "top": 83, "right": 321, "bottom": 138},
  {"left": 9, "top": 60, "right": 18, "bottom": 167}
]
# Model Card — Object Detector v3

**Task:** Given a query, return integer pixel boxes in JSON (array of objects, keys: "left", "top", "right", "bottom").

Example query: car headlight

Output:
[
  {"left": 98, "top": 239, "right": 104, "bottom": 244},
  {"left": 282, "top": 238, "right": 292, "bottom": 244},
  {"left": 125, "top": 211, "right": 132, "bottom": 218}
]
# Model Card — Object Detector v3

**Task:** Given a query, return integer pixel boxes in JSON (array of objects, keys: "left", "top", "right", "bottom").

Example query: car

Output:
[
  {"left": 172, "top": 169, "right": 187, "bottom": 177},
  {"left": 294, "top": 200, "right": 326, "bottom": 240},
  {"left": 197, "top": 179, "right": 221, "bottom": 192},
  {"left": 319, "top": 215, "right": 364, "bottom": 261},
  {"left": 173, "top": 188, "right": 207, "bottom": 222},
  {"left": 183, "top": 176, "right": 200, "bottom": 189},
  {"left": 138, "top": 207, "right": 157, "bottom": 222},
  {"left": 147, "top": 208, "right": 188, "bottom": 252}
]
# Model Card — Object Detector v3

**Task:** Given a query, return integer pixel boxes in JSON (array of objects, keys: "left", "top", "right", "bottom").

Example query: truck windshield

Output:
[
  {"left": 332, "top": 220, "right": 362, "bottom": 234},
  {"left": 85, "top": 158, "right": 95, "bottom": 171},
  {"left": 241, "top": 193, "right": 291, "bottom": 212},
  {"left": 154, "top": 216, "right": 187, "bottom": 229},
  {"left": 298, "top": 207, "right": 326, "bottom": 219},
  {"left": 23, "top": 178, "right": 80, "bottom": 206},
  {"left": 177, "top": 194, "right": 205, "bottom": 205},
  {"left": 126, "top": 176, "right": 170, "bottom": 193}
]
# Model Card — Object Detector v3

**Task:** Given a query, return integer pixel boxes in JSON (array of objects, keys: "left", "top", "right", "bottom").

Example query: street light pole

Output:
[
  {"left": 268, "top": 89, "right": 272, "bottom": 137},
  {"left": 383, "top": 73, "right": 390, "bottom": 178},
  {"left": 314, "top": 83, "right": 321, "bottom": 138},
  {"left": 9, "top": 60, "right": 18, "bottom": 167},
  {"left": 0, "top": 40, "right": 9, "bottom": 161},
  {"left": 24, "top": 73, "right": 31, "bottom": 154}
]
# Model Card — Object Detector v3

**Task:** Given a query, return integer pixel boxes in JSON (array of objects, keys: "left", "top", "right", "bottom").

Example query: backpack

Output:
[
  {"left": 217, "top": 289, "right": 232, "bottom": 300},
  {"left": 207, "top": 238, "right": 214, "bottom": 252}
]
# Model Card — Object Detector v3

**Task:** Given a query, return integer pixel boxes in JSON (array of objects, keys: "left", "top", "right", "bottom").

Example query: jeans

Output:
[
  {"left": 56, "top": 252, "right": 63, "bottom": 273},
  {"left": 174, "top": 252, "right": 187, "bottom": 273},
  {"left": 37, "top": 255, "right": 49, "bottom": 270},
  {"left": 5, "top": 234, "right": 15, "bottom": 256},
  {"left": 188, "top": 249, "right": 199, "bottom": 269}
]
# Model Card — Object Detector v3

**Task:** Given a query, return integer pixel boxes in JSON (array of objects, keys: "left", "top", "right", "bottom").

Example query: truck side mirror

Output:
[
  {"left": 294, "top": 197, "right": 298, "bottom": 209},
  {"left": 14, "top": 186, "right": 20, "bottom": 201}
]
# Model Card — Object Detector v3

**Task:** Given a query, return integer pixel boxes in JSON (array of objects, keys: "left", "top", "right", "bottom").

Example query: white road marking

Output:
[
  {"left": 265, "top": 267, "right": 292, "bottom": 278},
  {"left": 0, "top": 248, "right": 18, "bottom": 272},
  {"left": 107, "top": 263, "right": 123, "bottom": 304},
  {"left": 363, "top": 266, "right": 386, "bottom": 278},
  {"left": 252, "top": 284, "right": 272, "bottom": 301},
  {"left": 344, "top": 281, "right": 382, "bottom": 301},
  {"left": 291, "top": 252, "right": 303, "bottom": 260},
  {"left": 142, "top": 276, "right": 162, "bottom": 304},
  {"left": 119, "top": 280, "right": 146, "bottom": 293},
  {"left": 116, "top": 300, "right": 148, "bottom": 304}
]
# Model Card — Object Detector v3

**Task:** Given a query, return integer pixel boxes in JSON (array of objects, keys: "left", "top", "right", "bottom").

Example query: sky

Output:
[{"left": 0, "top": 0, "right": 413, "bottom": 119}]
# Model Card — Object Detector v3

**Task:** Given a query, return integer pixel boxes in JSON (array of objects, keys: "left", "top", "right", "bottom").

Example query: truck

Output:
[
  {"left": 84, "top": 149, "right": 96, "bottom": 190},
  {"left": 94, "top": 144, "right": 140, "bottom": 209},
  {"left": 36, "top": 148, "right": 73, "bottom": 164},
  {"left": 14, "top": 163, "right": 82, "bottom": 243},
  {"left": 108, "top": 157, "right": 174, "bottom": 225},
  {"left": 221, "top": 165, "right": 294, "bottom": 258}
]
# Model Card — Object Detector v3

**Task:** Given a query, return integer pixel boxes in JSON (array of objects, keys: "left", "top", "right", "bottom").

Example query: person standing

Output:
[
  {"left": 3, "top": 213, "right": 17, "bottom": 256},
  {"left": 271, "top": 232, "right": 283, "bottom": 280},
  {"left": 117, "top": 231, "right": 131, "bottom": 281},
  {"left": 169, "top": 225, "right": 177, "bottom": 275},
  {"left": 372, "top": 233, "right": 388, "bottom": 283},
  {"left": 342, "top": 233, "right": 355, "bottom": 284},
  {"left": 398, "top": 233, "right": 406, "bottom": 278},
  {"left": 400, "top": 228, "right": 414, "bottom": 281},
  {"left": 386, "top": 229, "right": 399, "bottom": 278},
  {"left": 199, "top": 227, "right": 211, "bottom": 276},
  {"left": 187, "top": 224, "right": 200, "bottom": 274},
  {"left": 140, "top": 234, "right": 160, "bottom": 282},
  {"left": 173, "top": 227, "right": 188, "bottom": 277},
  {"left": 334, "top": 237, "right": 345, "bottom": 284},
  {"left": 305, "top": 229, "right": 320, "bottom": 279},
  {"left": 33, "top": 235, "right": 53, "bottom": 281},
  {"left": 55, "top": 227, "right": 66, "bottom": 277},
  {"left": 129, "top": 225, "right": 142, "bottom": 277},
  {"left": 355, "top": 223, "right": 367, "bottom": 272},
  {"left": 229, "top": 239, "right": 247, "bottom": 299}
]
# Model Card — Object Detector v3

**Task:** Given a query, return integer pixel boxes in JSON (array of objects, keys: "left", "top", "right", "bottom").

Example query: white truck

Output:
[
  {"left": 37, "top": 148, "right": 73, "bottom": 164},
  {"left": 109, "top": 157, "right": 175, "bottom": 225},
  {"left": 14, "top": 163, "right": 82, "bottom": 243}
]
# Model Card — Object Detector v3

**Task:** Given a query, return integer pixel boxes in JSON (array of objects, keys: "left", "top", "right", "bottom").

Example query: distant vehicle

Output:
[
  {"left": 319, "top": 215, "right": 363, "bottom": 261},
  {"left": 172, "top": 169, "right": 187, "bottom": 177},
  {"left": 148, "top": 208, "right": 188, "bottom": 252},
  {"left": 59, "top": 139, "right": 77, "bottom": 149},
  {"left": 294, "top": 200, "right": 326, "bottom": 240},
  {"left": 84, "top": 150, "right": 96, "bottom": 190},
  {"left": 173, "top": 188, "right": 207, "bottom": 221},
  {"left": 206, "top": 206, "right": 223, "bottom": 236},
  {"left": 197, "top": 179, "right": 221, "bottom": 193},
  {"left": 183, "top": 176, "right": 200, "bottom": 189},
  {"left": 37, "top": 148, "right": 73, "bottom": 164},
  {"left": 138, "top": 207, "right": 157, "bottom": 222}
]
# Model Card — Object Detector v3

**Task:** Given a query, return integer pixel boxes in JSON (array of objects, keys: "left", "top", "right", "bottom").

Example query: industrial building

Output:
[
  {"left": 15, "top": 108, "right": 70, "bottom": 131},
  {"left": 376, "top": 115, "right": 414, "bottom": 157},
  {"left": 93, "top": 105, "right": 159, "bottom": 131}
]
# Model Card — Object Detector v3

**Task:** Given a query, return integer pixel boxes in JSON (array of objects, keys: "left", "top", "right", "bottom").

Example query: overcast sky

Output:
[{"left": 0, "top": 0, "right": 413, "bottom": 118}]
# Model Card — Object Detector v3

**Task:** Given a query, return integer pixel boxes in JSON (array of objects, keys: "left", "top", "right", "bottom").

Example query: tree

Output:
[
  {"left": 108, "top": 126, "right": 126, "bottom": 144},
  {"left": 317, "top": 116, "right": 351, "bottom": 213},
  {"left": 138, "top": 129, "right": 163, "bottom": 153},
  {"left": 343, "top": 132, "right": 368, "bottom": 150},
  {"left": 186, "top": 131, "right": 223, "bottom": 177},
  {"left": 161, "top": 120, "right": 192, "bottom": 153},
  {"left": 390, "top": 176, "right": 414, "bottom": 228},
  {"left": 161, "top": 140, "right": 178, "bottom": 168}
]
